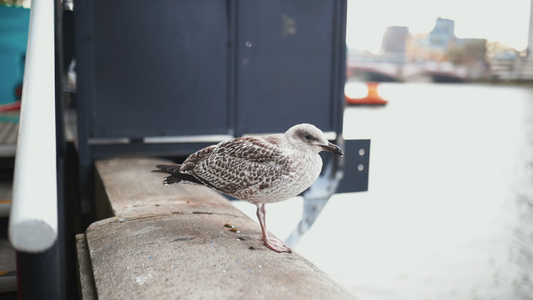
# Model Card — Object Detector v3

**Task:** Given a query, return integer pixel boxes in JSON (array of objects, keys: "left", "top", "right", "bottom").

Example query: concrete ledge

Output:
[
  {"left": 94, "top": 157, "right": 238, "bottom": 219},
  {"left": 77, "top": 157, "right": 354, "bottom": 299},
  {"left": 75, "top": 234, "right": 96, "bottom": 300}
]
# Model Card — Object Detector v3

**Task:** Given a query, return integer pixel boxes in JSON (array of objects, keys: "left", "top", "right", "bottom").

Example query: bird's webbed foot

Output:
[{"left": 263, "top": 237, "right": 292, "bottom": 253}]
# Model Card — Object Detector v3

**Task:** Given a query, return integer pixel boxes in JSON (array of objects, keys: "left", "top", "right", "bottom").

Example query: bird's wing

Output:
[
  {"left": 214, "top": 136, "right": 285, "bottom": 163},
  {"left": 180, "top": 145, "right": 217, "bottom": 173},
  {"left": 185, "top": 137, "right": 290, "bottom": 195}
]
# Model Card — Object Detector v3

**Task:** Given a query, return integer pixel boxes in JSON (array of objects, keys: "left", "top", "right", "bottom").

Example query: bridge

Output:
[{"left": 347, "top": 58, "right": 469, "bottom": 82}]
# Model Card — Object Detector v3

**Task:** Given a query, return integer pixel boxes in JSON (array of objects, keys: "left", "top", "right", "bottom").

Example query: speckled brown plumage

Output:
[{"left": 153, "top": 123, "right": 343, "bottom": 252}]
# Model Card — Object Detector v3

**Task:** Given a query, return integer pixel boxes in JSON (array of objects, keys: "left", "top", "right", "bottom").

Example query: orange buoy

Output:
[{"left": 345, "top": 82, "right": 388, "bottom": 105}]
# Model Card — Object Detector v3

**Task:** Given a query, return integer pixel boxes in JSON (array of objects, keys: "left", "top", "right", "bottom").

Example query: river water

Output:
[{"left": 234, "top": 83, "right": 533, "bottom": 299}]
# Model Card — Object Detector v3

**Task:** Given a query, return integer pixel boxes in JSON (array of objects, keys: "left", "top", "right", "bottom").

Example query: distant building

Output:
[
  {"left": 517, "top": 0, "right": 533, "bottom": 79},
  {"left": 379, "top": 26, "right": 409, "bottom": 64},
  {"left": 488, "top": 0, "right": 533, "bottom": 80},
  {"left": 406, "top": 17, "right": 487, "bottom": 71},
  {"left": 428, "top": 18, "right": 456, "bottom": 49},
  {"left": 348, "top": 17, "right": 489, "bottom": 81},
  {"left": 407, "top": 17, "right": 457, "bottom": 62},
  {"left": 381, "top": 26, "right": 409, "bottom": 53}
]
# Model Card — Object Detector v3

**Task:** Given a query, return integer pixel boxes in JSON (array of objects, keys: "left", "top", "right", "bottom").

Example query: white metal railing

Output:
[{"left": 9, "top": 0, "right": 57, "bottom": 253}]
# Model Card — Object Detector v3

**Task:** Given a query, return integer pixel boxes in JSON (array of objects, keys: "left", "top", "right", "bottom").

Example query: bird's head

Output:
[{"left": 285, "top": 123, "right": 344, "bottom": 156}]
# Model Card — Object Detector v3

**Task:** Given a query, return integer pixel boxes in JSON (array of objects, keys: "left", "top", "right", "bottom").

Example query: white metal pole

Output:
[{"left": 9, "top": 0, "right": 57, "bottom": 253}]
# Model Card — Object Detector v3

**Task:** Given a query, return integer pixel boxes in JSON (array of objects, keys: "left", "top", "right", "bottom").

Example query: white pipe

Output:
[{"left": 9, "top": 0, "right": 57, "bottom": 253}]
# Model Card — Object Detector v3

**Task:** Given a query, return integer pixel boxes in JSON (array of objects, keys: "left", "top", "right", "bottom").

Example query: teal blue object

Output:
[
  {"left": 0, "top": 6, "right": 30, "bottom": 104},
  {"left": 0, "top": 114, "right": 19, "bottom": 123}
]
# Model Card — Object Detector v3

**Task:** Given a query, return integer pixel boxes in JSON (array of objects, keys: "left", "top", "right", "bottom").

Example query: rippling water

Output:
[{"left": 234, "top": 83, "right": 533, "bottom": 299}]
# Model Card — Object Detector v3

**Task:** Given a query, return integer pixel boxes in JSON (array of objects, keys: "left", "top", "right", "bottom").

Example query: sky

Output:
[{"left": 346, "top": 0, "right": 531, "bottom": 53}]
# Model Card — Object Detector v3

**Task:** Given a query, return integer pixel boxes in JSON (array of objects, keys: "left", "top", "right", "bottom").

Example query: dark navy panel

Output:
[
  {"left": 88, "top": 0, "right": 230, "bottom": 138},
  {"left": 75, "top": 0, "right": 346, "bottom": 155},
  {"left": 236, "top": 0, "right": 345, "bottom": 135}
]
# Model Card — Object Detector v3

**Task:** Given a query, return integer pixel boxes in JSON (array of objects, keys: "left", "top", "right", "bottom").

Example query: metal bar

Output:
[
  {"left": 16, "top": 243, "right": 61, "bottom": 299},
  {"left": 286, "top": 155, "right": 340, "bottom": 247},
  {"left": 331, "top": 0, "right": 348, "bottom": 135},
  {"left": 9, "top": 0, "right": 57, "bottom": 253}
]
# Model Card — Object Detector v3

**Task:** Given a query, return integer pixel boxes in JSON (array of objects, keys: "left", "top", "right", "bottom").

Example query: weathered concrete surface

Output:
[
  {"left": 76, "top": 234, "right": 96, "bottom": 300},
  {"left": 78, "top": 157, "right": 355, "bottom": 299},
  {"left": 94, "top": 157, "right": 238, "bottom": 219}
]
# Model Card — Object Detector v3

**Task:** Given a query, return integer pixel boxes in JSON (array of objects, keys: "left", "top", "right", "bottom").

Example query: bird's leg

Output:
[
  {"left": 255, "top": 203, "right": 291, "bottom": 253},
  {"left": 256, "top": 204, "right": 268, "bottom": 241}
]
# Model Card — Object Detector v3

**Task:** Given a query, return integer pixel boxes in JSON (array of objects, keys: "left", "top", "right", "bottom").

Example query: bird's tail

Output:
[
  {"left": 151, "top": 164, "right": 184, "bottom": 185},
  {"left": 152, "top": 164, "right": 202, "bottom": 185}
]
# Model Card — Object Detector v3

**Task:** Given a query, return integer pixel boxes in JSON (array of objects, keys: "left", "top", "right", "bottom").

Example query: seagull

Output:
[{"left": 152, "top": 123, "right": 343, "bottom": 253}]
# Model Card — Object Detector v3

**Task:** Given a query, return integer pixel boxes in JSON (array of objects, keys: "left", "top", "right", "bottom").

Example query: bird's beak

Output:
[{"left": 321, "top": 142, "right": 344, "bottom": 156}]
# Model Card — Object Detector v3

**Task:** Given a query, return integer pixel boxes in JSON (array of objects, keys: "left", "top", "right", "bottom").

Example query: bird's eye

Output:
[{"left": 305, "top": 134, "right": 312, "bottom": 140}]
